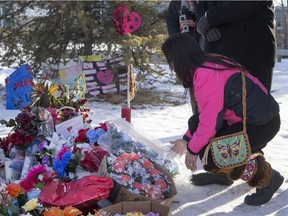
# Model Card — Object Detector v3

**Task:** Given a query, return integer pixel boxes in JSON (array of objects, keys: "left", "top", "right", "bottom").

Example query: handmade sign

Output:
[
  {"left": 82, "top": 56, "right": 128, "bottom": 96},
  {"left": 112, "top": 3, "right": 142, "bottom": 35},
  {"left": 55, "top": 115, "right": 84, "bottom": 139},
  {"left": 5, "top": 64, "right": 33, "bottom": 109},
  {"left": 56, "top": 64, "right": 83, "bottom": 88},
  {"left": 79, "top": 55, "right": 102, "bottom": 62}
]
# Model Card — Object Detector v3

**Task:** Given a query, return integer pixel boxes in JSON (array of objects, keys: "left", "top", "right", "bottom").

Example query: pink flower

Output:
[
  {"left": 149, "top": 168, "right": 159, "bottom": 176},
  {"left": 142, "top": 159, "right": 153, "bottom": 169},
  {"left": 120, "top": 174, "right": 131, "bottom": 184},
  {"left": 56, "top": 146, "right": 70, "bottom": 159},
  {"left": 120, "top": 152, "right": 140, "bottom": 161},
  {"left": 20, "top": 165, "right": 46, "bottom": 191},
  {"left": 133, "top": 182, "right": 143, "bottom": 191},
  {"left": 144, "top": 184, "right": 163, "bottom": 200},
  {"left": 113, "top": 164, "right": 125, "bottom": 172},
  {"left": 155, "top": 179, "right": 168, "bottom": 190}
]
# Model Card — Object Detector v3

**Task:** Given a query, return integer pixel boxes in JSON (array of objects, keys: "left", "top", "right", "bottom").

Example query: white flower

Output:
[{"left": 45, "top": 132, "right": 67, "bottom": 150}]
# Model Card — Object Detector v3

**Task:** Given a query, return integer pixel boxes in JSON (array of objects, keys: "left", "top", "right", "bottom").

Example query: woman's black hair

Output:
[{"left": 162, "top": 33, "right": 246, "bottom": 89}]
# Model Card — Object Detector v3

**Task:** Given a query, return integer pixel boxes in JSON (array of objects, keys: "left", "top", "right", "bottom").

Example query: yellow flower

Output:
[
  {"left": 126, "top": 213, "right": 144, "bottom": 216},
  {"left": 22, "top": 198, "right": 38, "bottom": 212},
  {"left": 49, "top": 84, "right": 58, "bottom": 95}
]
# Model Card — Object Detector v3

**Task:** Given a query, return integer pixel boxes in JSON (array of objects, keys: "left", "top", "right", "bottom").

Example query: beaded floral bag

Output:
[{"left": 202, "top": 72, "right": 251, "bottom": 169}]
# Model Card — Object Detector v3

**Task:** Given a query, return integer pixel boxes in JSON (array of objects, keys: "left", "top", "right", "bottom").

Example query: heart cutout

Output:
[
  {"left": 96, "top": 70, "right": 114, "bottom": 85},
  {"left": 112, "top": 4, "right": 142, "bottom": 35},
  {"left": 122, "top": 12, "right": 141, "bottom": 35}
]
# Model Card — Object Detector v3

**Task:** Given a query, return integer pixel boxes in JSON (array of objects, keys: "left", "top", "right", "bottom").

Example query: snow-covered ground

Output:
[{"left": 0, "top": 60, "right": 288, "bottom": 215}]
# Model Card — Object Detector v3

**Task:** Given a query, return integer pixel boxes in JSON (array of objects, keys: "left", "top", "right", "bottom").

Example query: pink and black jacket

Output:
[{"left": 184, "top": 63, "right": 279, "bottom": 154}]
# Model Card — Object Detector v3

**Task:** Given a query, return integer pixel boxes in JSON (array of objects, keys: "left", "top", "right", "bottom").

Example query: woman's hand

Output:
[
  {"left": 170, "top": 139, "right": 188, "bottom": 156},
  {"left": 185, "top": 152, "right": 198, "bottom": 172}
]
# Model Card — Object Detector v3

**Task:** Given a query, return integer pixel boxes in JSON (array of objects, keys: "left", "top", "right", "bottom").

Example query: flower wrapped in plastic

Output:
[
  {"left": 98, "top": 119, "right": 181, "bottom": 176},
  {"left": 106, "top": 150, "right": 171, "bottom": 200},
  {"left": 80, "top": 146, "right": 108, "bottom": 172}
]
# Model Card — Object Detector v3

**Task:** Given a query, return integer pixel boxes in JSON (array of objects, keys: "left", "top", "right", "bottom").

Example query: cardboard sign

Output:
[
  {"left": 57, "top": 64, "right": 83, "bottom": 88},
  {"left": 5, "top": 64, "right": 33, "bottom": 109},
  {"left": 55, "top": 115, "right": 84, "bottom": 139},
  {"left": 82, "top": 56, "right": 128, "bottom": 96}
]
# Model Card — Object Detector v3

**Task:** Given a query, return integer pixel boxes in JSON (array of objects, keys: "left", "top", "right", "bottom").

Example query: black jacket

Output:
[
  {"left": 166, "top": 0, "right": 201, "bottom": 42},
  {"left": 196, "top": 1, "right": 276, "bottom": 68}
]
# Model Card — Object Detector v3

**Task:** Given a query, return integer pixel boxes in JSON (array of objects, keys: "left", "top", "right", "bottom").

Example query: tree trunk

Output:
[{"left": 83, "top": 39, "right": 93, "bottom": 56}]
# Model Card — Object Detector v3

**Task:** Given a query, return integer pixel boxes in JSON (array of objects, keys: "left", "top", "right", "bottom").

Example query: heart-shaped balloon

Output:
[
  {"left": 112, "top": 3, "right": 142, "bottom": 35},
  {"left": 96, "top": 70, "right": 114, "bottom": 85}
]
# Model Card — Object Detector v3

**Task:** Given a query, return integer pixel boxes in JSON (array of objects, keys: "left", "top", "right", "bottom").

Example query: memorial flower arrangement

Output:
[
  {"left": 0, "top": 182, "right": 25, "bottom": 215},
  {"left": 31, "top": 73, "right": 87, "bottom": 110},
  {"left": 0, "top": 107, "right": 39, "bottom": 153},
  {"left": 106, "top": 150, "right": 171, "bottom": 200},
  {"left": 42, "top": 205, "right": 82, "bottom": 216},
  {"left": 19, "top": 165, "right": 56, "bottom": 191}
]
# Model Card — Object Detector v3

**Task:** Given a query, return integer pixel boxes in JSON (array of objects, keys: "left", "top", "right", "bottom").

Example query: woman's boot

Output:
[{"left": 244, "top": 169, "right": 284, "bottom": 205}]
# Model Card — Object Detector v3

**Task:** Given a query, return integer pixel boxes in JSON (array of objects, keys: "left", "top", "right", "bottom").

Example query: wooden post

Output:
[{"left": 121, "top": 64, "right": 132, "bottom": 123}]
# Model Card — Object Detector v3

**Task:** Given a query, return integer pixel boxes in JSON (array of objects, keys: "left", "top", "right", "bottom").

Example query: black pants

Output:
[{"left": 187, "top": 113, "right": 280, "bottom": 162}]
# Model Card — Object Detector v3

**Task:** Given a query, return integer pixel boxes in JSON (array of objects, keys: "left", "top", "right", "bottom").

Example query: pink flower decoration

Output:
[
  {"left": 120, "top": 152, "right": 140, "bottom": 161},
  {"left": 120, "top": 174, "right": 131, "bottom": 184},
  {"left": 56, "top": 145, "right": 70, "bottom": 159},
  {"left": 149, "top": 168, "right": 159, "bottom": 176},
  {"left": 142, "top": 159, "right": 153, "bottom": 169}
]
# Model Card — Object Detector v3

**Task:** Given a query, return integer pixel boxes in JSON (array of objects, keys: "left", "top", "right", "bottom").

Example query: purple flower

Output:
[{"left": 41, "top": 156, "right": 50, "bottom": 164}]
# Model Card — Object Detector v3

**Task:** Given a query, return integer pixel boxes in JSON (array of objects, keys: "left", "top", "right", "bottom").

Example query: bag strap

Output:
[
  {"left": 201, "top": 70, "right": 247, "bottom": 165},
  {"left": 241, "top": 71, "right": 247, "bottom": 133}
]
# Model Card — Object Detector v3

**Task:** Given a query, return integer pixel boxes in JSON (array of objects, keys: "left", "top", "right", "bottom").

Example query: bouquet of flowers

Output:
[
  {"left": 98, "top": 120, "right": 180, "bottom": 176},
  {"left": 31, "top": 72, "right": 86, "bottom": 110},
  {"left": 52, "top": 146, "right": 82, "bottom": 181},
  {"left": 20, "top": 165, "right": 56, "bottom": 191},
  {"left": 0, "top": 182, "right": 24, "bottom": 215},
  {"left": 106, "top": 150, "right": 171, "bottom": 200},
  {"left": 0, "top": 107, "right": 39, "bottom": 152}
]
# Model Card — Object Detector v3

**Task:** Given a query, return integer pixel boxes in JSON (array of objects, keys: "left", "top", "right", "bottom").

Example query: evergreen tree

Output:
[{"left": 0, "top": 1, "right": 169, "bottom": 81}]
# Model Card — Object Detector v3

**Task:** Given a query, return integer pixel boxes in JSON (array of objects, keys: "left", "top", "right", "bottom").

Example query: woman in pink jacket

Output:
[{"left": 162, "top": 33, "right": 284, "bottom": 206}]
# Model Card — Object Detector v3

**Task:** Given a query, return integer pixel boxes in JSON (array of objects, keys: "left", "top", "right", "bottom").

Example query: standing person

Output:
[
  {"left": 166, "top": 0, "right": 198, "bottom": 36},
  {"left": 162, "top": 33, "right": 284, "bottom": 206},
  {"left": 196, "top": 1, "right": 276, "bottom": 92},
  {"left": 194, "top": 0, "right": 276, "bottom": 186},
  {"left": 166, "top": 0, "right": 202, "bottom": 114}
]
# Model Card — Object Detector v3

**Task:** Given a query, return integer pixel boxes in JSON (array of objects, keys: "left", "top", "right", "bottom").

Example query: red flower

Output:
[
  {"left": 0, "top": 137, "right": 12, "bottom": 155},
  {"left": 80, "top": 146, "right": 108, "bottom": 172},
  {"left": 74, "top": 128, "right": 89, "bottom": 143},
  {"left": 98, "top": 122, "right": 108, "bottom": 131}
]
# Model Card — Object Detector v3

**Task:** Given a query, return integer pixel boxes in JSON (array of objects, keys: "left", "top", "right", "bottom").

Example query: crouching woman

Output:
[{"left": 162, "top": 33, "right": 284, "bottom": 206}]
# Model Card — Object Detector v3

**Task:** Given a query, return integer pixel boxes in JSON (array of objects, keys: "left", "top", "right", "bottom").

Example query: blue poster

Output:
[{"left": 5, "top": 64, "right": 33, "bottom": 109}]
